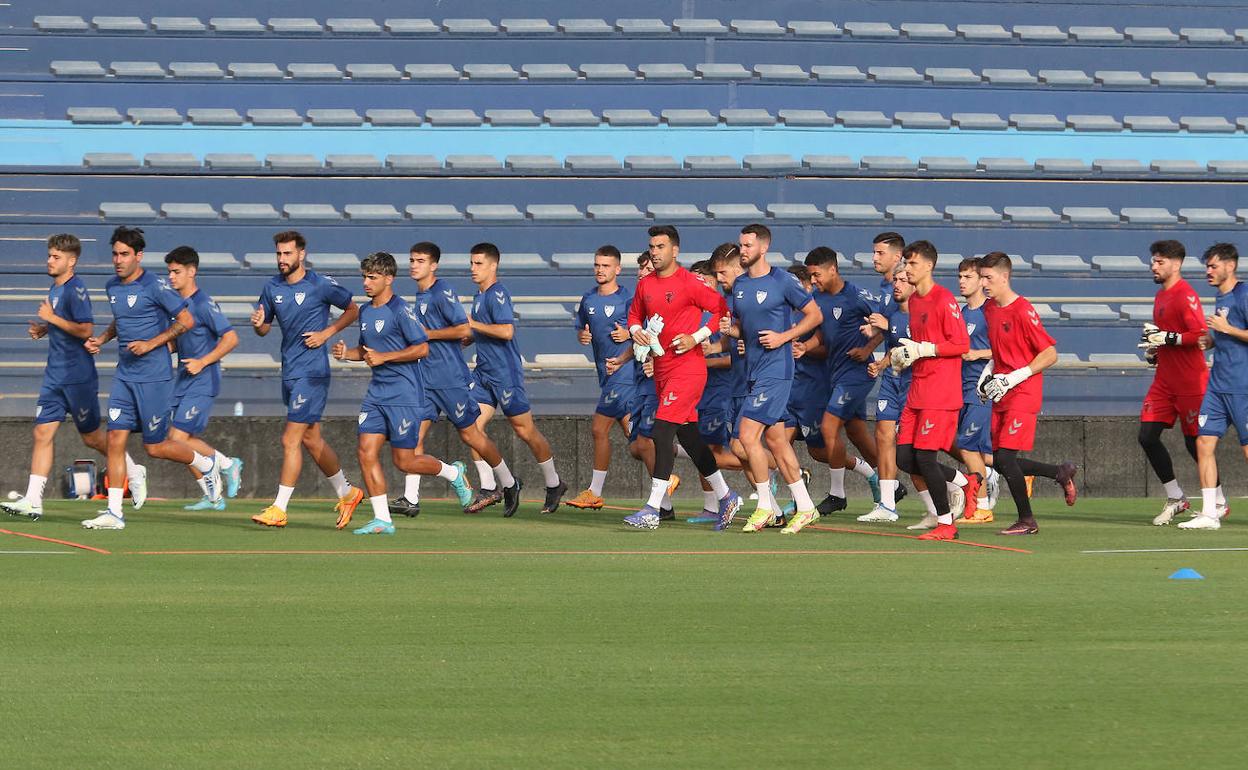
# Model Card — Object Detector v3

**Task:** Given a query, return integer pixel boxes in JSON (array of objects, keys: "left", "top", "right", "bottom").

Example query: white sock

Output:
[
  {"left": 851, "top": 457, "right": 874, "bottom": 478},
  {"left": 703, "top": 489, "right": 718, "bottom": 511},
  {"left": 829, "top": 467, "right": 846, "bottom": 497},
  {"left": 107, "top": 486, "right": 124, "bottom": 518},
  {"left": 1162, "top": 479, "right": 1183, "bottom": 499},
  {"left": 977, "top": 496, "right": 989, "bottom": 510},
  {"left": 754, "top": 481, "right": 771, "bottom": 510},
  {"left": 215, "top": 452, "right": 234, "bottom": 471},
  {"left": 404, "top": 474, "right": 421, "bottom": 502},
  {"left": 937, "top": 512, "right": 954, "bottom": 525},
  {"left": 770, "top": 489, "right": 784, "bottom": 513},
  {"left": 24, "top": 474, "right": 47, "bottom": 507},
  {"left": 274, "top": 484, "right": 294, "bottom": 511},
  {"left": 951, "top": 470, "right": 968, "bottom": 487},
  {"left": 1216, "top": 485, "right": 1226, "bottom": 506},
  {"left": 492, "top": 460, "right": 515, "bottom": 488},
  {"left": 190, "top": 451, "right": 214, "bottom": 474},
  {"left": 370, "top": 494, "right": 392, "bottom": 524},
  {"left": 661, "top": 490, "right": 672, "bottom": 509},
  {"left": 436, "top": 462, "right": 458, "bottom": 482},
  {"left": 880, "top": 479, "right": 898, "bottom": 509},
  {"left": 918, "top": 490, "right": 937, "bottom": 516},
  {"left": 1202, "top": 487, "right": 1218, "bottom": 518},
  {"left": 475, "top": 459, "right": 496, "bottom": 490},
  {"left": 646, "top": 477, "right": 668, "bottom": 509},
  {"left": 789, "top": 479, "right": 815, "bottom": 511},
  {"left": 196, "top": 477, "right": 210, "bottom": 498},
  {"left": 589, "top": 469, "right": 607, "bottom": 496},
  {"left": 706, "top": 471, "right": 729, "bottom": 499},
  {"left": 124, "top": 453, "right": 140, "bottom": 478},
  {"left": 326, "top": 470, "right": 351, "bottom": 499},
  {"left": 538, "top": 458, "right": 560, "bottom": 487}
]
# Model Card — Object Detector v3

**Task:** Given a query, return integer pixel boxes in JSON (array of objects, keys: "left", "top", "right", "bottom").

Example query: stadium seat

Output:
[
  {"left": 565, "top": 156, "right": 620, "bottom": 171},
  {"left": 533, "top": 353, "right": 593, "bottom": 368},
  {"left": 307, "top": 109, "right": 362, "bottom": 126},
  {"left": 1010, "top": 114, "right": 1065, "bottom": 131},
  {"left": 1182, "top": 27, "right": 1234, "bottom": 44},
  {"left": 545, "top": 110, "right": 600, "bottom": 127},
  {"left": 1063, "top": 207, "right": 1118, "bottom": 224},
  {"left": 674, "top": 19, "right": 728, "bottom": 35},
  {"left": 1124, "top": 115, "right": 1180, "bottom": 132},
  {"left": 267, "top": 155, "right": 321, "bottom": 171},
  {"left": 205, "top": 154, "right": 261, "bottom": 170},
  {"left": 283, "top": 204, "right": 342, "bottom": 220},
  {"left": 527, "top": 205, "right": 585, "bottom": 221},
  {"left": 603, "top": 109, "right": 658, "bottom": 126},
  {"left": 1093, "top": 159, "right": 1148, "bottom": 175},
  {"left": 979, "top": 158, "right": 1033, "bottom": 174},
  {"left": 953, "top": 113, "right": 1008, "bottom": 131},
  {"left": 581, "top": 64, "right": 635, "bottom": 80},
  {"left": 465, "top": 205, "right": 523, "bottom": 221},
  {"left": 919, "top": 157, "right": 974, "bottom": 173},
  {"left": 1089, "top": 353, "right": 1145, "bottom": 366},
  {"left": 500, "top": 19, "right": 556, "bottom": 35},
  {"left": 498, "top": 254, "right": 550, "bottom": 272},
  {"left": 196, "top": 253, "right": 242, "bottom": 271},
  {"left": 188, "top": 108, "right": 244, "bottom": 125},
  {"left": 862, "top": 157, "right": 916, "bottom": 172},
  {"left": 1039, "top": 70, "right": 1093, "bottom": 87},
  {"left": 247, "top": 109, "right": 303, "bottom": 126},
  {"left": 557, "top": 19, "right": 613, "bottom": 35},
  {"left": 927, "top": 68, "right": 982, "bottom": 85},
  {"left": 662, "top": 109, "right": 717, "bottom": 127},
  {"left": 1209, "top": 160, "right": 1248, "bottom": 175},
  {"left": 218, "top": 303, "right": 262, "bottom": 322},
  {"left": 1093, "top": 255, "right": 1147, "bottom": 273},
  {"left": 446, "top": 155, "right": 504, "bottom": 171},
  {"left": 551, "top": 253, "right": 596, "bottom": 271},
  {"left": 348, "top": 64, "right": 402, "bottom": 80},
  {"left": 1013, "top": 25, "right": 1068, "bottom": 42},
  {"left": 742, "top": 155, "right": 799, "bottom": 172},
  {"left": 1120, "top": 208, "right": 1177, "bottom": 224},
  {"left": 1096, "top": 71, "right": 1150, "bottom": 88},
  {"left": 1029, "top": 302, "right": 1058, "bottom": 319},
  {"left": 464, "top": 64, "right": 520, "bottom": 80},
  {"left": 1118, "top": 304, "right": 1154, "bottom": 321},
  {"left": 984, "top": 68, "right": 1038, "bottom": 86},
  {"left": 91, "top": 16, "right": 148, "bottom": 32},
  {"left": 51, "top": 60, "right": 106, "bottom": 77},
  {"left": 152, "top": 17, "right": 206, "bottom": 33},
  {"left": 897, "top": 112, "right": 951, "bottom": 130},
  {"left": 268, "top": 18, "right": 322, "bottom": 34},
  {"left": 837, "top": 111, "right": 891, "bottom": 128},
  {"left": 343, "top": 204, "right": 401, "bottom": 221},
  {"left": 903, "top": 23, "right": 955, "bottom": 39},
  {"left": 586, "top": 205, "right": 645, "bottom": 220},
  {"left": 170, "top": 62, "right": 225, "bottom": 79},
  {"left": 732, "top": 19, "right": 785, "bottom": 36},
  {"left": 827, "top": 205, "right": 885, "bottom": 222},
  {"left": 721, "top": 109, "right": 775, "bottom": 126},
  {"left": 1178, "top": 208, "right": 1236, "bottom": 225},
  {"left": 1033, "top": 255, "right": 1091, "bottom": 272},
  {"left": 210, "top": 17, "right": 265, "bottom": 34},
  {"left": 639, "top": 64, "right": 693, "bottom": 80},
  {"left": 754, "top": 64, "right": 809, "bottom": 81},
  {"left": 869, "top": 67, "right": 923, "bottom": 84},
  {"left": 1070, "top": 26, "right": 1123, "bottom": 42},
  {"left": 304, "top": 254, "right": 361, "bottom": 270},
  {"left": 624, "top": 156, "right": 680, "bottom": 171},
  {"left": 100, "top": 202, "right": 157, "bottom": 219},
  {"left": 706, "top": 204, "right": 765, "bottom": 220},
  {"left": 844, "top": 21, "right": 899, "bottom": 38},
  {"left": 684, "top": 156, "right": 739, "bottom": 172},
  {"left": 780, "top": 110, "right": 836, "bottom": 126},
  {"left": 405, "top": 64, "right": 461, "bottom": 80},
  {"left": 812, "top": 66, "right": 866, "bottom": 82},
  {"left": 1152, "top": 159, "right": 1204, "bottom": 175},
  {"left": 616, "top": 19, "right": 670, "bottom": 35},
  {"left": 1208, "top": 72, "right": 1248, "bottom": 89},
  {"left": 522, "top": 64, "right": 577, "bottom": 80},
  {"left": 696, "top": 63, "right": 751, "bottom": 80},
  {"left": 886, "top": 205, "right": 942, "bottom": 222},
  {"left": 1182, "top": 117, "right": 1236, "bottom": 133},
  {"left": 787, "top": 21, "right": 841, "bottom": 38},
  {"left": 287, "top": 63, "right": 344, "bottom": 80},
  {"left": 1151, "top": 72, "right": 1205, "bottom": 88},
  {"left": 222, "top": 204, "right": 280, "bottom": 221},
  {"left": 425, "top": 109, "right": 481, "bottom": 126},
  {"left": 1004, "top": 207, "right": 1060, "bottom": 223},
  {"left": 328, "top": 18, "right": 382, "bottom": 35},
  {"left": 1038, "top": 159, "right": 1093, "bottom": 175},
  {"left": 506, "top": 156, "right": 561, "bottom": 172},
  {"left": 944, "top": 206, "right": 1002, "bottom": 223},
  {"left": 129, "top": 108, "right": 184, "bottom": 124},
  {"left": 110, "top": 62, "right": 166, "bottom": 78},
  {"left": 1126, "top": 27, "right": 1179, "bottom": 43},
  {"left": 34, "top": 16, "right": 90, "bottom": 32},
  {"left": 1067, "top": 115, "right": 1122, "bottom": 132},
  {"left": 405, "top": 204, "right": 464, "bottom": 222},
  {"left": 67, "top": 107, "right": 123, "bottom": 124},
  {"left": 366, "top": 109, "right": 421, "bottom": 127},
  {"left": 84, "top": 153, "right": 139, "bottom": 168},
  {"left": 230, "top": 63, "right": 284, "bottom": 79},
  {"left": 766, "top": 204, "right": 823, "bottom": 221},
  {"left": 442, "top": 19, "right": 498, "bottom": 35},
  {"left": 647, "top": 204, "right": 705, "bottom": 221},
  {"left": 145, "top": 153, "right": 201, "bottom": 169},
  {"left": 959, "top": 24, "right": 1011, "bottom": 41}
]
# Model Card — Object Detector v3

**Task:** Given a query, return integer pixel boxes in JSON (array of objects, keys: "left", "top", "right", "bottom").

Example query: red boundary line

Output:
[
  {"left": 0, "top": 528, "right": 111, "bottom": 555},
  {"left": 808, "top": 525, "right": 1032, "bottom": 554},
  {"left": 128, "top": 549, "right": 954, "bottom": 556}
]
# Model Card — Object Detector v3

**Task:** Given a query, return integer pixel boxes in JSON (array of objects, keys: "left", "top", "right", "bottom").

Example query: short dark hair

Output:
[
  {"left": 110, "top": 226, "right": 145, "bottom": 252},
  {"left": 648, "top": 224, "right": 680, "bottom": 247},
  {"left": 273, "top": 230, "right": 306, "bottom": 250},
  {"left": 804, "top": 246, "right": 838, "bottom": 267},
  {"left": 709, "top": 242, "right": 741, "bottom": 267},
  {"left": 47, "top": 233, "right": 81, "bottom": 258},
  {"left": 787, "top": 264, "right": 810, "bottom": 283},
  {"left": 360, "top": 251, "right": 398, "bottom": 277},
  {"left": 979, "top": 251, "right": 1013, "bottom": 272},
  {"left": 595, "top": 245, "right": 622, "bottom": 261},
  {"left": 636, "top": 251, "right": 652, "bottom": 267},
  {"left": 410, "top": 241, "right": 441, "bottom": 263},
  {"left": 470, "top": 242, "right": 501, "bottom": 262},
  {"left": 689, "top": 260, "right": 712, "bottom": 276},
  {"left": 740, "top": 223, "right": 771, "bottom": 243},
  {"left": 873, "top": 232, "right": 905, "bottom": 250},
  {"left": 164, "top": 246, "right": 199, "bottom": 267},
  {"left": 1203, "top": 243, "right": 1239, "bottom": 264},
  {"left": 903, "top": 240, "right": 938, "bottom": 265},
  {"left": 1148, "top": 240, "right": 1185, "bottom": 261},
  {"left": 957, "top": 256, "right": 982, "bottom": 273}
]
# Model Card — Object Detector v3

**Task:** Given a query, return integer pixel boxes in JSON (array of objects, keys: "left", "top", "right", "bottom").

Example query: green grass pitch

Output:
[{"left": 3, "top": 495, "right": 1246, "bottom": 769}]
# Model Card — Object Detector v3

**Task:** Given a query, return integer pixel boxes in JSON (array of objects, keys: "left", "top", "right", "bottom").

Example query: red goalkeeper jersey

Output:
[
  {"left": 1153, "top": 278, "right": 1209, "bottom": 396},
  {"left": 906, "top": 283, "right": 969, "bottom": 410},
  {"left": 984, "top": 295, "right": 1057, "bottom": 414},
  {"left": 628, "top": 266, "right": 728, "bottom": 379}
]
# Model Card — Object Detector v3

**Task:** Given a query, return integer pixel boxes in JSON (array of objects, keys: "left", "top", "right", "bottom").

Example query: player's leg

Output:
[
  {"left": 761, "top": 422, "right": 818, "bottom": 533},
  {"left": 167, "top": 426, "right": 224, "bottom": 511},
  {"left": 81, "top": 425, "right": 133, "bottom": 529},
  {"left": 736, "top": 416, "right": 773, "bottom": 518},
  {"left": 818, "top": 410, "right": 850, "bottom": 513},
  {"left": 1139, "top": 421, "right": 1188, "bottom": 525},
  {"left": 1182, "top": 391, "right": 1234, "bottom": 528},
  {"left": 993, "top": 448, "right": 1036, "bottom": 532},
  {"left": 859, "top": 418, "right": 901, "bottom": 523},
  {"left": 351, "top": 432, "right": 395, "bottom": 535},
  {"left": 843, "top": 417, "right": 880, "bottom": 504},
  {"left": 672, "top": 421, "right": 738, "bottom": 528},
  {"left": 4, "top": 420, "right": 60, "bottom": 519},
  {"left": 571, "top": 411, "right": 615, "bottom": 510},
  {"left": 137, "top": 382, "right": 226, "bottom": 508},
  {"left": 392, "top": 418, "right": 432, "bottom": 518},
  {"left": 902, "top": 407, "right": 964, "bottom": 539},
  {"left": 953, "top": 402, "right": 991, "bottom": 523},
  {"left": 456, "top": 421, "right": 519, "bottom": 517},
  {"left": 505, "top": 409, "right": 564, "bottom": 513}
]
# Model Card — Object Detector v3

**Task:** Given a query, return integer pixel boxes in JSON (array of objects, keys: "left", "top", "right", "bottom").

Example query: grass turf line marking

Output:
[
  {"left": 808, "top": 524, "right": 1033, "bottom": 554},
  {"left": 1083, "top": 547, "right": 1248, "bottom": 554},
  {"left": 128, "top": 549, "right": 958, "bottom": 556},
  {"left": 0, "top": 550, "right": 78, "bottom": 555},
  {"left": 0, "top": 528, "right": 111, "bottom": 555}
]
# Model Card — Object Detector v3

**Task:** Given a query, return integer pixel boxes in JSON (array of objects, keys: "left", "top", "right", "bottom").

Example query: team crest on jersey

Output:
[
  {"left": 800, "top": 424, "right": 810, "bottom": 437},
  {"left": 966, "top": 322, "right": 976, "bottom": 334},
  {"left": 109, "top": 408, "right": 121, "bottom": 422},
  {"left": 755, "top": 291, "right": 768, "bottom": 304},
  {"left": 358, "top": 412, "right": 368, "bottom": 425},
  {"left": 605, "top": 305, "right": 616, "bottom": 317},
  {"left": 405, "top": 307, "right": 418, "bottom": 322},
  {"left": 294, "top": 292, "right": 306, "bottom": 306},
  {"left": 1003, "top": 321, "right": 1012, "bottom": 333},
  {"left": 374, "top": 319, "right": 386, "bottom": 333},
  {"left": 665, "top": 291, "right": 674, "bottom": 304},
  {"left": 419, "top": 302, "right": 428, "bottom": 315},
  {"left": 126, "top": 295, "right": 137, "bottom": 307},
  {"left": 833, "top": 307, "right": 842, "bottom": 320},
  {"left": 877, "top": 399, "right": 888, "bottom": 413},
  {"left": 50, "top": 296, "right": 59, "bottom": 309}
]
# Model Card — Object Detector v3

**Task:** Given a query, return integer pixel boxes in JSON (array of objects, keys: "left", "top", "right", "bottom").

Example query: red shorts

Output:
[
  {"left": 897, "top": 406, "right": 958, "bottom": 451},
  {"left": 654, "top": 371, "right": 706, "bottom": 425},
  {"left": 992, "top": 409, "right": 1038, "bottom": 451},
  {"left": 1140, "top": 380, "right": 1204, "bottom": 437}
]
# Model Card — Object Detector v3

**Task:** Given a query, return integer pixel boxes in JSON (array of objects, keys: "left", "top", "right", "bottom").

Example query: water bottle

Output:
[{"left": 233, "top": 401, "right": 244, "bottom": 416}]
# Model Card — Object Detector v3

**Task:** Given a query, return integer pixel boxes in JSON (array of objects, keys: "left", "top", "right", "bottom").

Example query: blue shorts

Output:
[
  {"left": 472, "top": 371, "right": 532, "bottom": 417},
  {"left": 359, "top": 400, "right": 423, "bottom": 449},
  {"left": 698, "top": 406, "right": 731, "bottom": 446},
  {"left": 826, "top": 378, "right": 873, "bottom": 421},
  {"left": 789, "top": 381, "right": 829, "bottom": 448},
  {"left": 595, "top": 381, "right": 635, "bottom": 421},
  {"left": 425, "top": 385, "right": 481, "bottom": 430},
  {"left": 629, "top": 392, "right": 658, "bottom": 441},
  {"left": 282, "top": 376, "right": 329, "bottom": 424},
  {"left": 35, "top": 379, "right": 100, "bottom": 434},
  {"left": 957, "top": 401, "right": 993, "bottom": 454},
  {"left": 875, "top": 375, "right": 909, "bottom": 422},
  {"left": 108, "top": 378, "right": 173, "bottom": 444},
  {"left": 1198, "top": 390, "right": 1248, "bottom": 445},
  {"left": 729, "top": 396, "right": 746, "bottom": 439},
  {"left": 737, "top": 378, "right": 792, "bottom": 429},
  {"left": 170, "top": 389, "right": 216, "bottom": 435}
]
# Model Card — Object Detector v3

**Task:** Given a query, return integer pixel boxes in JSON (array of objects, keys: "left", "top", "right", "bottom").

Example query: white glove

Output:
[
  {"left": 888, "top": 338, "right": 936, "bottom": 373},
  {"left": 975, "top": 360, "right": 995, "bottom": 402},
  {"left": 982, "top": 366, "right": 1033, "bottom": 403},
  {"left": 1138, "top": 322, "right": 1180, "bottom": 348}
]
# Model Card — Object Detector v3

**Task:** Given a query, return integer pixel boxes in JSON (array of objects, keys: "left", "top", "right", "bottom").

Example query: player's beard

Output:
[
  {"left": 1152, "top": 275, "right": 1164, "bottom": 284},
  {"left": 279, "top": 259, "right": 300, "bottom": 277}
]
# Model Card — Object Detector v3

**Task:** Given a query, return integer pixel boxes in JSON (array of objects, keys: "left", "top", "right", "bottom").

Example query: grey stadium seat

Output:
[
  {"left": 405, "top": 64, "right": 460, "bottom": 80},
  {"left": 780, "top": 110, "right": 835, "bottom": 126},
  {"left": 1032, "top": 254, "right": 1091, "bottom": 272},
  {"left": 485, "top": 109, "right": 541, "bottom": 126},
  {"left": 501, "top": 19, "right": 556, "bottom": 35},
  {"left": 897, "top": 112, "right": 951, "bottom": 130},
  {"left": 580, "top": 64, "right": 635, "bottom": 80},
  {"left": 902, "top": 23, "right": 954, "bottom": 39},
  {"left": 161, "top": 203, "right": 218, "bottom": 220},
  {"left": 51, "top": 61, "right": 106, "bottom": 77},
  {"left": 788, "top": 21, "right": 841, "bottom": 38},
  {"left": 1152, "top": 160, "right": 1205, "bottom": 175},
  {"left": 586, "top": 204, "right": 645, "bottom": 220},
  {"left": 348, "top": 64, "right": 402, "bottom": 80},
  {"left": 862, "top": 156, "right": 916, "bottom": 172},
  {"left": 196, "top": 254, "right": 242, "bottom": 270},
  {"left": 886, "top": 205, "right": 942, "bottom": 222},
  {"left": 706, "top": 204, "right": 765, "bottom": 220},
  {"left": 405, "top": 204, "right": 463, "bottom": 222},
  {"left": 1038, "top": 70, "right": 1093, "bottom": 87},
  {"left": 1124, "top": 115, "right": 1180, "bottom": 132},
  {"left": 1063, "top": 207, "right": 1119, "bottom": 224},
  {"left": 151, "top": 18, "right": 206, "bottom": 33},
  {"left": 639, "top": 64, "right": 693, "bottom": 80},
  {"left": 616, "top": 19, "right": 671, "bottom": 35},
  {"left": 327, "top": 18, "right": 382, "bottom": 35},
  {"left": 366, "top": 109, "right": 421, "bottom": 126},
  {"left": 675, "top": 19, "right": 729, "bottom": 35},
  {"left": 662, "top": 109, "right": 717, "bottom": 126},
  {"left": 445, "top": 155, "right": 503, "bottom": 171},
  {"left": 803, "top": 156, "right": 857, "bottom": 172},
  {"left": 1181, "top": 27, "right": 1234, "bottom": 44},
  {"left": 646, "top": 204, "right": 704, "bottom": 220},
  {"left": 743, "top": 155, "right": 799, "bottom": 171},
  {"left": 284, "top": 204, "right": 342, "bottom": 220},
  {"left": 463, "top": 64, "right": 519, "bottom": 80},
  {"left": 766, "top": 204, "right": 823, "bottom": 220},
  {"left": 1042, "top": 160, "right": 1094, "bottom": 177},
  {"left": 1069, "top": 26, "right": 1123, "bottom": 43},
  {"left": 222, "top": 203, "right": 280, "bottom": 220},
  {"left": 1013, "top": 25, "right": 1068, "bottom": 42},
  {"left": 603, "top": 110, "right": 658, "bottom": 126},
  {"left": 100, "top": 202, "right": 157, "bottom": 219},
  {"left": 1181, "top": 116, "right": 1236, "bottom": 133},
  {"left": 1118, "top": 304, "right": 1155, "bottom": 321},
  {"left": 266, "top": 155, "right": 322, "bottom": 171},
  {"left": 188, "top": 108, "right": 243, "bottom": 125},
  {"left": 827, "top": 204, "right": 885, "bottom": 222},
  {"left": 1208, "top": 160, "right": 1248, "bottom": 175},
  {"left": 684, "top": 156, "right": 739, "bottom": 172},
  {"left": 844, "top": 21, "right": 899, "bottom": 38},
  {"left": 92, "top": 17, "right": 146, "bottom": 32},
  {"left": 953, "top": 113, "right": 1008, "bottom": 130},
  {"left": 84, "top": 153, "right": 139, "bottom": 168},
  {"left": 516, "top": 303, "right": 572, "bottom": 322},
  {"left": 944, "top": 206, "right": 1002, "bottom": 223},
  {"left": 1094, "top": 159, "right": 1148, "bottom": 174},
  {"left": 551, "top": 254, "right": 597, "bottom": 271},
  {"left": 1125, "top": 27, "right": 1179, "bottom": 43},
  {"left": 248, "top": 109, "right": 303, "bottom": 125},
  {"left": 1003, "top": 206, "right": 1060, "bottom": 223},
  {"left": 979, "top": 158, "right": 1034, "bottom": 173},
  {"left": 304, "top": 254, "right": 361, "bottom": 270},
  {"left": 425, "top": 109, "right": 481, "bottom": 126},
  {"left": 209, "top": 18, "right": 265, "bottom": 34},
  {"left": 523, "top": 64, "right": 577, "bottom": 80},
  {"left": 754, "top": 64, "right": 809, "bottom": 81},
  {"left": 307, "top": 109, "right": 362, "bottom": 126},
  {"left": 868, "top": 66, "right": 923, "bottom": 84},
  {"left": 466, "top": 204, "right": 523, "bottom": 221},
  {"left": 927, "top": 68, "right": 982, "bottom": 85},
  {"left": 1120, "top": 207, "right": 1177, "bottom": 224},
  {"left": 204, "top": 154, "right": 261, "bottom": 170},
  {"left": 326, "top": 155, "right": 382, "bottom": 170},
  {"left": 1096, "top": 71, "right": 1150, "bottom": 88},
  {"left": 721, "top": 109, "right": 775, "bottom": 126},
  {"left": 129, "top": 108, "right": 184, "bottom": 124},
  {"left": 34, "top": 16, "right": 89, "bottom": 32},
  {"left": 1063, "top": 305, "right": 1120, "bottom": 322},
  {"left": 506, "top": 156, "right": 561, "bottom": 172},
  {"left": 696, "top": 63, "right": 751, "bottom": 80},
  {"left": 837, "top": 110, "right": 891, "bottom": 128},
  {"left": 442, "top": 19, "right": 498, "bottom": 35},
  {"left": 1151, "top": 72, "right": 1205, "bottom": 88},
  {"left": 624, "top": 156, "right": 680, "bottom": 171},
  {"left": 958, "top": 24, "right": 1010, "bottom": 40},
  {"left": 145, "top": 153, "right": 200, "bottom": 168},
  {"left": 983, "top": 69, "right": 1037, "bottom": 86},
  {"left": 1179, "top": 208, "right": 1236, "bottom": 225},
  {"left": 110, "top": 62, "right": 166, "bottom": 78},
  {"left": 525, "top": 205, "right": 583, "bottom": 221},
  {"left": 1010, "top": 114, "right": 1065, "bottom": 131},
  {"left": 731, "top": 19, "right": 785, "bottom": 36},
  {"left": 556, "top": 19, "right": 613, "bottom": 35},
  {"left": 1207, "top": 72, "right": 1248, "bottom": 89},
  {"left": 169, "top": 62, "right": 224, "bottom": 78},
  {"left": 545, "top": 110, "right": 600, "bottom": 127},
  {"left": 230, "top": 63, "right": 284, "bottom": 79},
  {"left": 344, "top": 204, "right": 401, "bottom": 221},
  {"left": 1067, "top": 115, "right": 1123, "bottom": 132},
  {"left": 564, "top": 156, "right": 620, "bottom": 171},
  {"left": 68, "top": 107, "right": 124, "bottom": 124},
  {"left": 288, "top": 63, "right": 343, "bottom": 80},
  {"left": 812, "top": 66, "right": 866, "bottom": 82},
  {"left": 268, "top": 18, "right": 323, "bottom": 34},
  {"left": 1093, "top": 255, "right": 1148, "bottom": 273}
]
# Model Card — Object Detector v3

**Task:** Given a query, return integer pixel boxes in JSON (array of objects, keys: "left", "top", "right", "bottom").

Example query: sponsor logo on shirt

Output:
[
  {"left": 587, "top": 306, "right": 596, "bottom": 315},
  {"left": 274, "top": 295, "right": 284, "bottom": 304},
  {"left": 109, "top": 408, "right": 121, "bottom": 422}
]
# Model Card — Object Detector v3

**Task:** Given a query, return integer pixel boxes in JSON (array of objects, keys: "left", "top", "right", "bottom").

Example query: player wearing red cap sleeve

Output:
[
  {"left": 887, "top": 241, "right": 975, "bottom": 541},
  {"left": 978, "top": 252, "right": 1078, "bottom": 536}
]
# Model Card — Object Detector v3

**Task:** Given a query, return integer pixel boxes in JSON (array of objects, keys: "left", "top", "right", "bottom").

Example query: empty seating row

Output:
[
  {"left": 62, "top": 106, "right": 1248, "bottom": 133},
  {"left": 93, "top": 200, "right": 1248, "bottom": 227},
  {"left": 45, "top": 60, "right": 1248, "bottom": 90},
  {"left": 29, "top": 16, "right": 1248, "bottom": 47}
]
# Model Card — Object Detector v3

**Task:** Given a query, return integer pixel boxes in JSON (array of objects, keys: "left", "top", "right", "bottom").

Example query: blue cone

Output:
[{"left": 1169, "top": 568, "right": 1204, "bottom": 580}]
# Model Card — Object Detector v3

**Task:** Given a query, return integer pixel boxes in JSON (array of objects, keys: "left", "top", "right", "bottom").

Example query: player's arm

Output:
[
  {"left": 84, "top": 321, "right": 117, "bottom": 354},
  {"left": 759, "top": 299, "right": 822, "bottom": 350},
  {"left": 849, "top": 301, "right": 885, "bottom": 361},
  {"left": 425, "top": 323, "right": 470, "bottom": 342},
  {"left": 1206, "top": 311, "right": 1248, "bottom": 343},
  {"left": 469, "top": 317, "right": 514, "bottom": 340},
  {"left": 183, "top": 329, "right": 239, "bottom": 376},
  {"left": 361, "top": 342, "right": 428, "bottom": 367},
  {"left": 130, "top": 308, "right": 194, "bottom": 356},
  {"left": 331, "top": 337, "right": 364, "bottom": 362},
  {"left": 963, "top": 347, "right": 992, "bottom": 361},
  {"left": 304, "top": 301, "right": 358, "bottom": 349},
  {"left": 35, "top": 299, "right": 93, "bottom": 339},
  {"left": 801, "top": 328, "right": 828, "bottom": 360}
]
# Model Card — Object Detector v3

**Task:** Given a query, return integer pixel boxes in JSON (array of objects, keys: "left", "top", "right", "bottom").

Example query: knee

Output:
[
  {"left": 1137, "top": 424, "right": 1160, "bottom": 449},
  {"left": 896, "top": 445, "right": 915, "bottom": 474}
]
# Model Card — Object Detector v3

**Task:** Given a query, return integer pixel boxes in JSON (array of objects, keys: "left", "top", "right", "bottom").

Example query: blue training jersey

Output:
[
  {"left": 358, "top": 295, "right": 428, "bottom": 405},
  {"left": 259, "top": 269, "right": 354, "bottom": 381},
  {"left": 961, "top": 302, "right": 990, "bottom": 402},
  {"left": 45, "top": 274, "right": 96, "bottom": 386},
  {"left": 730, "top": 266, "right": 813, "bottom": 382},
  {"left": 412, "top": 277, "right": 472, "bottom": 390},
  {"left": 106, "top": 270, "right": 187, "bottom": 383},
  {"left": 472, "top": 282, "right": 525, "bottom": 386},
  {"left": 575, "top": 285, "right": 634, "bottom": 388},
  {"left": 882, "top": 308, "right": 913, "bottom": 389},
  {"left": 174, "top": 290, "right": 234, "bottom": 397},
  {"left": 814, "top": 281, "right": 875, "bottom": 387},
  {"left": 1209, "top": 281, "right": 1248, "bottom": 394}
]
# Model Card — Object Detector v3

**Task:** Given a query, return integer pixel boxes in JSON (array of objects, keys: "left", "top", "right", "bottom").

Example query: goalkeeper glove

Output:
[
  {"left": 888, "top": 338, "right": 936, "bottom": 374},
  {"left": 982, "top": 366, "right": 1033, "bottom": 403},
  {"left": 975, "top": 361, "right": 995, "bottom": 403},
  {"left": 1138, "top": 322, "right": 1180, "bottom": 348}
]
